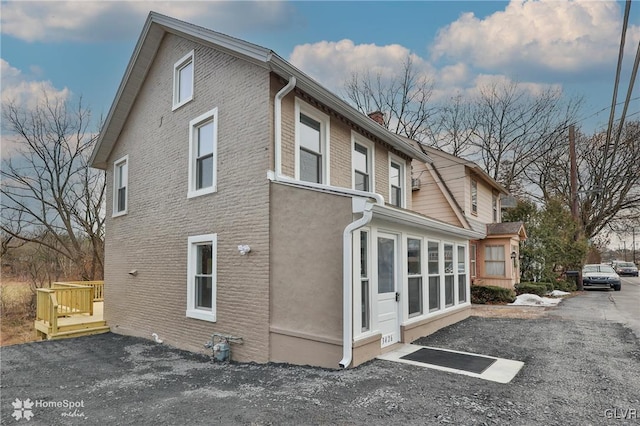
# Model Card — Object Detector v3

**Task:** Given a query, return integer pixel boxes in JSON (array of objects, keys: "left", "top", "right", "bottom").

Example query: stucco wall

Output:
[
  {"left": 269, "top": 182, "right": 352, "bottom": 368},
  {"left": 103, "top": 33, "right": 272, "bottom": 362}
]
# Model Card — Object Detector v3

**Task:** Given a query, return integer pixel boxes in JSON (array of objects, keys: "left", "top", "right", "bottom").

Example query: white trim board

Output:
[{"left": 377, "top": 344, "right": 524, "bottom": 384}]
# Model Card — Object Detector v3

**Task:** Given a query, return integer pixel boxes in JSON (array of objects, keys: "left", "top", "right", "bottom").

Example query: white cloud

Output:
[
  {"left": 1, "top": 59, "right": 70, "bottom": 110},
  {"left": 0, "top": 1, "right": 297, "bottom": 43},
  {"left": 431, "top": 0, "right": 640, "bottom": 77},
  {"left": 289, "top": 39, "right": 436, "bottom": 93}
]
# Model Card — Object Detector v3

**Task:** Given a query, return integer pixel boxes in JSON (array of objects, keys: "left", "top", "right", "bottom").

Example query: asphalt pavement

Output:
[{"left": 2, "top": 287, "right": 639, "bottom": 426}]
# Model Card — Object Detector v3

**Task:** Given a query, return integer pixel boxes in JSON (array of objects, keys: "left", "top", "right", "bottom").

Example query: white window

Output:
[
  {"left": 360, "top": 230, "right": 370, "bottom": 332},
  {"left": 470, "top": 244, "right": 477, "bottom": 278},
  {"left": 389, "top": 156, "right": 405, "bottom": 207},
  {"left": 471, "top": 178, "right": 478, "bottom": 215},
  {"left": 492, "top": 192, "right": 499, "bottom": 222},
  {"left": 457, "top": 245, "right": 467, "bottom": 303},
  {"left": 188, "top": 108, "right": 218, "bottom": 198},
  {"left": 427, "top": 241, "right": 440, "bottom": 312},
  {"left": 112, "top": 155, "right": 128, "bottom": 217},
  {"left": 407, "top": 238, "right": 423, "bottom": 317},
  {"left": 295, "top": 99, "right": 330, "bottom": 184},
  {"left": 173, "top": 51, "right": 194, "bottom": 110},
  {"left": 352, "top": 135, "right": 374, "bottom": 192},
  {"left": 444, "top": 243, "right": 455, "bottom": 307},
  {"left": 485, "top": 245, "right": 506, "bottom": 276},
  {"left": 186, "top": 234, "right": 217, "bottom": 322}
]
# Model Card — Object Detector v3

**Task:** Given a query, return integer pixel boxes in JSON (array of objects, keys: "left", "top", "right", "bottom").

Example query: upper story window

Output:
[
  {"left": 112, "top": 155, "right": 128, "bottom": 217},
  {"left": 492, "top": 192, "right": 499, "bottom": 222},
  {"left": 188, "top": 108, "right": 218, "bottom": 198},
  {"left": 173, "top": 50, "right": 194, "bottom": 110},
  {"left": 352, "top": 135, "right": 374, "bottom": 192},
  {"left": 295, "top": 99, "right": 330, "bottom": 184},
  {"left": 186, "top": 233, "right": 217, "bottom": 322},
  {"left": 389, "top": 157, "right": 404, "bottom": 207},
  {"left": 471, "top": 178, "right": 478, "bottom": 215}
]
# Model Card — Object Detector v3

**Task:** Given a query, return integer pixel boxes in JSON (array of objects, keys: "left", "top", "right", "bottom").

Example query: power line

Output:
[{"left": 604, "top": 0, "right": 632, "bottom": 147}]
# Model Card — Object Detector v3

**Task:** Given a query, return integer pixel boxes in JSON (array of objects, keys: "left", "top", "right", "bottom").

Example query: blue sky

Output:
[{"left": 1, "top": 1, "right": 639, "bottom": 136}]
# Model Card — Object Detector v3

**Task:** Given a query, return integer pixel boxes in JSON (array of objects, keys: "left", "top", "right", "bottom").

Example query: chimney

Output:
[{"left": 368, "top": 111, "right": 384, "bottom": 125}]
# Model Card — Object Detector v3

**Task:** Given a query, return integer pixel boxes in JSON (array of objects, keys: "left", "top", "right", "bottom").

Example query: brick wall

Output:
[{"left": 104, "top": 34, "right": 272, "bottom": 362}]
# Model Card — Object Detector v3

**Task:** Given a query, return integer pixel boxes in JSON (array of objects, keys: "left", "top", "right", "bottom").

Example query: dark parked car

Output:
[
  {"left": 612, "top": 261, "right": 639, "bottom": 277},
  {"left": 582, "top": 264, "right": 621, "bottom": 291}
]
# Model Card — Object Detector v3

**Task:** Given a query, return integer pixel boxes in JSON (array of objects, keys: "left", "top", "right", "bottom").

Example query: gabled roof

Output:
[
  {"left": 486, "top": 221, "right": 527, "bottom": 240},
  {"left": 90, "top": 12, "right": 431, "bottom": 169},
  {"left": 419, "top": 145, "right": 509, "bottom": 195}
]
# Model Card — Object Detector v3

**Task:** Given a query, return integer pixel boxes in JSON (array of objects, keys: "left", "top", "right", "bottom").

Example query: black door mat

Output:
[{"left": 400, "top": 347, "right": 497, "bottom": 374}]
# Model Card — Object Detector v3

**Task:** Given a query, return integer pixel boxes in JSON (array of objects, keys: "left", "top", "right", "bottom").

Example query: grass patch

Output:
[{"left": 0, "top": 280, "right": 35, "bottom": 346}]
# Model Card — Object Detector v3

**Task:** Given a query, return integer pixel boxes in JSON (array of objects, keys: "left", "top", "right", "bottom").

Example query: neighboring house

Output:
[
  {"left": 89, "top": 12, "right": 484, "bottom": 369},
  {"left": 409, "top": 145, "right": 527, "bottom": 289}
]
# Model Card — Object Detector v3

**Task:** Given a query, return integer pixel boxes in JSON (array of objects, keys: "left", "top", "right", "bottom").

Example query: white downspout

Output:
[
  {"left": 339, "top": 200, "right": 376, "bottom": 368},
  {"left": 274, "top": 76, "right": 296, "bottom": 177}
]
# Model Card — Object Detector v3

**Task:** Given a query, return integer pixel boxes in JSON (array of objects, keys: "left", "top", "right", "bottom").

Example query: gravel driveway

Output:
[{"left": 2, "top": 299, "right": 639, "bottom": 425}]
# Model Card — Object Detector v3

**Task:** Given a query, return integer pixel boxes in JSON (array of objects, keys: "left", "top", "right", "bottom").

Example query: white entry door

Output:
[{"left": 377, "top": 233, "right": 400, "bottom": 347}]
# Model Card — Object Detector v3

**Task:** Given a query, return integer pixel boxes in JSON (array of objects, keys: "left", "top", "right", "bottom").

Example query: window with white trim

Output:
[
  {"left": 485, "top": 245, "right": 506, "bottom": 276},
  {"left": 471, "top": 178, "right": 478, "bottom": 215},
  {"left": 173, "top": 51, "right": 194, "bottom": 110},
  {"left": 427, "top": 241, "right": 440, "bottom": 312},
  {"left": 353, "top": 136, "right": 374, "bottom": 192},
  {"left": 188, "top": 108, "right": 218, "bottom": 198},
  {"left": 112, "top": 155, "right": 128, "bottom": 217},
  {"left": 492, "top": 192, "right": 499, "bottom": 222},
  {"left": 186, "top": 234, "right": 217, "bottom": 322},
  {"left": 360, "top": 230, "right": 370, "bottom": 332},
  {"left": 295, "top": 99, "right": 330, "bottom": 184},
  {"left": 470, "top": 243, "right": 477, "bottom": 278},
  {"left": 407, "top": 238, "right": 423, "bottom": 317},
  {"left": 389, "top": 158, "right": 404, "bottom": 207},
  {"left": 457, "top": 245, "right": 467, "bottom": 303},
  {"left": 444, "top": 243, "right": 455, "bottom": 307}
]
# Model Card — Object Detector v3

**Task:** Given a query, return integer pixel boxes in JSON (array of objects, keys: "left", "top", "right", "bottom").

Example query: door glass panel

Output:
[{"left": 378, "top": 237, "right": 395, "bottom": 294}]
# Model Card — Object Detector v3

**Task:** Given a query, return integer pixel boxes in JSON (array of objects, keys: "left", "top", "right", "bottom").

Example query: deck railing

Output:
[
  {"left": 51, "top": 283, "right": 94, "bottom": 316},
  {"left": 53, "top": 281, "right": 104, "bottom": 302},
  {"left": 35, "top": 289, "right": 59, "bottom": 332},
  {"left": 35, "top": 280, "right": 105, "bottom": 339}
]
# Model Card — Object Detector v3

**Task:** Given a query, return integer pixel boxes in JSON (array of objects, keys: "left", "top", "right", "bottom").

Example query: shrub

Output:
[
  {"left": 554, "top": 279, "right": 577, "bottom": 292},
  {"left": 471, "top": 285, "right": 516, "bottom": 304},
  {"left": 515, "top": 282, "right": 547, "bottom": 296}
]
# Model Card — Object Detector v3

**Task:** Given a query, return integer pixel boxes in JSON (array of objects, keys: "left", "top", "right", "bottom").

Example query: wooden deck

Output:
[{"left": 34, "top": 282, "right": 110, "bottom": 340}]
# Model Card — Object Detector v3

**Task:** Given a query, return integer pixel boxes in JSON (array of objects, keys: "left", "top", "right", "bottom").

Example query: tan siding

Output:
[
  {"left": 411, "top": 161, "right": 463, "bottom": 227},
  {"left": 104, "top": 34, "right": 272, "bottom": 362},
  {"left": 474, "top": 179, "right": 497, "bottom": 223}
]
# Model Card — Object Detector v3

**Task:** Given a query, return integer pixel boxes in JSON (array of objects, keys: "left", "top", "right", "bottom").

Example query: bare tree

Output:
[
  {"left": 468, "top": 81, "right": 581, "bottom": 193},
  {"left": 1, "top": 95, "right": 105, "bottom": 282},
  {"left": 423, "top": 93, "right": 477, "bottom": 157},
  {"left": 343, "top": 56, "right": 437, "bottom": 141},
  {"left": 529, "top": 121, "right": 640, "bottom": 239}
]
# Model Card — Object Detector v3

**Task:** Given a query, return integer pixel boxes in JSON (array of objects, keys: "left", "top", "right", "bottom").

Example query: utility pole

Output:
[
  {"left": 570, "top": 125, "right": 578, "bottom": 220},
  {"left": 569, "top": 125, "right": 583, "bottom": 290}
]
